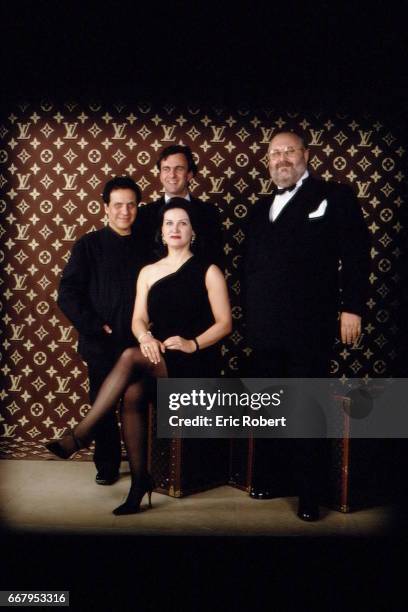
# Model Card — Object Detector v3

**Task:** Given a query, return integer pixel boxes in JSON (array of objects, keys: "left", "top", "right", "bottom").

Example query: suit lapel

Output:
[{"left": 270, "top": 176, "right": 321, "bottom": 223}]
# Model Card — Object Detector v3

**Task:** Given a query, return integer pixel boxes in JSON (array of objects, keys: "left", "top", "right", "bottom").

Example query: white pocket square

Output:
[{"left": 308, "top": 199, "right": 327, "bottom": 218}]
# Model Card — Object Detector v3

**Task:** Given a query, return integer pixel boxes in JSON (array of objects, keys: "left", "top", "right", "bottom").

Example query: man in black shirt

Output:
[
  {"left": 136, "top": 144, "right": 223, "bottom": 266},
  {"left": 58, "top": 176, "right": 143, "bottom": 485}
]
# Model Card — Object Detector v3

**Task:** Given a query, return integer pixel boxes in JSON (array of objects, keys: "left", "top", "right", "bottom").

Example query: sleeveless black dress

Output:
[{"left": 147, "top": 256, "right": 219, "bottom": 377}]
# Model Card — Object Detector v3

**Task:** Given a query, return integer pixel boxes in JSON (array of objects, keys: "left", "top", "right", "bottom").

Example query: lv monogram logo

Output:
[
  {"left": 112, "top": 123, "right": 126, "bottom": 139},
  {"left": 62, "top": 225, "right": 77, "bottom": 241},
  {"left": 17, "top": 122, "right": 31, "bottom": 139},
  {"left": 210, "top": 126, "right": 226, "bottom": 142},
  {"left": 12, "top": 274, "right": 28, "bottom": 290},
  {"left": 63, "top": 122, "right": 79, "bottom": 139},
  {"left": 358, "top": 130, "right": 373, "bottom": 147},
  {"left": 10, "top": 324, "right": 25, "bottom": 340},
  {"left": 62, "top": 173, "right": 78, "bottom": 190},
  {"left": 55, "top": 376, "right": 71, "bottom": 394},
  {"left": 16, "top": 173, "right": 31, "bottom": 190},
  {"left": 161, "top": 125, "right": 176, "bottom": 141}
]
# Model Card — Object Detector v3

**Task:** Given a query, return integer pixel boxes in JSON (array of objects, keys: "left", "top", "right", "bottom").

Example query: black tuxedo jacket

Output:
[
  {"left": 244, "top": 176, "right": 370, "bottom": 351},
  {"left": 135, "top": 195, "right": 224, "bottom": 266}
]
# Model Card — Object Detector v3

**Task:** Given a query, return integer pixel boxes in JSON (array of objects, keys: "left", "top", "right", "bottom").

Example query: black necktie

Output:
[{"left": 275, "top": 184, "right": 297, "bottom": 195}]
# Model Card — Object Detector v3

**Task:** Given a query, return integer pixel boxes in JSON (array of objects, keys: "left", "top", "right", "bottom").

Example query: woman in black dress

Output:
[{"left": 46, "top": 199, "right": 232, "bottom": 515}]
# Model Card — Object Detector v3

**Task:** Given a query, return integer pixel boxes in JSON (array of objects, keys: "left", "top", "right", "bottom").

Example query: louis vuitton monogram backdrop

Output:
[{"left": 0, "top": 102, "right": 405, "bottom": 459}]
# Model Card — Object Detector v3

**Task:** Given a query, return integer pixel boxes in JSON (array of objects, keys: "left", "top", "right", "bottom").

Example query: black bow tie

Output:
[{"left": 275, "top": 184, "right": 297, "bottom": 195}]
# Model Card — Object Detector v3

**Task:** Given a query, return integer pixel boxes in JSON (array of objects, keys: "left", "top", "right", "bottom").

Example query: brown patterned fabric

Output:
[{"left": 0, "top": 102, "right": 406, "bottom": 458}]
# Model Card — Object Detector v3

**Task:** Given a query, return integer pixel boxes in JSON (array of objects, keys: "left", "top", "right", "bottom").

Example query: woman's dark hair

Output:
[
  {"left": 102, "top": 176, "right": 142, "bottom": 204},
  {"left": 154, "top": 198, "right": 201, "bottom": 257}
]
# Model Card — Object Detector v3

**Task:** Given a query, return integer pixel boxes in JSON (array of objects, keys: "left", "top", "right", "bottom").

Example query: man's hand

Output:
[
  {"left": 103, "top": 324, "right": 112, "bottom": 334},
  {"left": 340, "top": 312, "right": 361, "bottom": 345}
]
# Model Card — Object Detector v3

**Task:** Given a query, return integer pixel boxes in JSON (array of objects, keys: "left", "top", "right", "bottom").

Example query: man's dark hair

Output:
[
  {"left": 102, "top": 176, "right": 142, "bottom": 204},
  {"left": 156, "top": 145, "right": 198, "bottom": 175}
]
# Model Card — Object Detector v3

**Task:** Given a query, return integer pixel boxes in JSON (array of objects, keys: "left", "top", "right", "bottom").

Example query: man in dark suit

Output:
[
  {"left": 136, "top": 144, "right": 223, "bottom": 265},
  {"left": 57, "top": 176, "right": 143, "bottom": 486},
  {"left": 244, "top": 131, "right": 369, "bottom": 520}
]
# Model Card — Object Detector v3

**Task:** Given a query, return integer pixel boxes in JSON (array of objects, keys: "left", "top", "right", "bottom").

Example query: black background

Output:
[
  {"left": 1, "top": 1, "right": 408, "bottom": 115},
  {"left": 1, "top": 2, "right": 407, "bottom": 609}
]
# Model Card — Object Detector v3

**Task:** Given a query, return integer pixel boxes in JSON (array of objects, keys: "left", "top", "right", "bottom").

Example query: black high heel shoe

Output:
[
  {"left": 45, "top": 430, "right": 85, "bottom": 459},
  {"left": 112, "top": 474, "right": 155, "bottom": 516}
]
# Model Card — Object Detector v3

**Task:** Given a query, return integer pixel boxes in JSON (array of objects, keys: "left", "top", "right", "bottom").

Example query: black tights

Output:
[{"left": 75, "top": 347, "right": 168, "bottom": 485}]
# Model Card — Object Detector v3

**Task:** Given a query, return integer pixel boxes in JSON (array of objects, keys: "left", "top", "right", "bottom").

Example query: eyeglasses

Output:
[{"left": 268, "top": 147, "right": 304, "bottom": 160}]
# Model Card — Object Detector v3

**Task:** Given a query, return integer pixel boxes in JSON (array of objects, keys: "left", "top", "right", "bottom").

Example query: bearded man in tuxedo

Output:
[{"left": 244, "top": 131, "right": 369, "bottom": 521}]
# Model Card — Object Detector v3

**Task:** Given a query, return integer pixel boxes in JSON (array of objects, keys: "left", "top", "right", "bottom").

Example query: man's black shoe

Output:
[
  {"left": 297, "top": 497, "right": 320, "bottom": 522},
  {"left": 95, "top": 471, "right": 119, "bottom": 486}
]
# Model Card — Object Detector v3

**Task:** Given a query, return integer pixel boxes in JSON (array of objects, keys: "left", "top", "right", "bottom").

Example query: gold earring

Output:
[
  {"left": 191, "top": 234, "right": 196, "bottom": 245},
  {"left": 162, "top": 235, "right": 167, "bottom": 245}
]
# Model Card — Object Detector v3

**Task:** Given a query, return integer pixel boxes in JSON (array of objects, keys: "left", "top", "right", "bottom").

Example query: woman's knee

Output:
[{"left": 120, "top": 347, "right": 140, "bottom": 367}]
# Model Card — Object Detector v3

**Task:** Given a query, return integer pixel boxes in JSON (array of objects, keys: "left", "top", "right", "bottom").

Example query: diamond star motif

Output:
[
  {"left": 88, "top": 123, "right": 102, "bottom": 137},
  {"left": 236, "top": 127, "right": 250, "bottom": 142},
  {"left": 6, "top": 401, "right": 20, "bottom": 415},
  {"left": 380, "top": 183, "right": 394, "bottom": 197},
  {"left": 12, "top": 300, "right": 25, "bottom": 314},
  {"left": 309, "top": 156, "right": 323, "bottom": 171},
  {"left": 234, "top": 178, "right": 248, "bottom": 193},
  {"left": 382, "top": 132, "right": 396, "bottom": 146},
  {"left": 17, "top": 149, "right": 31, "bottom": 163},
  {"left": 58, "top": 352, "right": 71, "bottom": 366},
  {"left": 55, "top": 403, "right": 68, "bottom": 417},
  {"left": 64, "top": 148, "right": 78, "bottom": 164},
  {"left": 210, "top": 152, "right": 225, "bottom": 167},
  {"left": 31, "top": 376, "right": 45, "bottom": 391},
  {"left": 111, "top": 149, "right": 126, "bottom": 164},
  {"left": 187, "top": 127, "right": 201, "bottom": 141},
  {"left": 137, "top": 125, "right": 151, "bottom": 140},
  {"left": 137, "top": 176, "right": 150, "bottom": 190}
]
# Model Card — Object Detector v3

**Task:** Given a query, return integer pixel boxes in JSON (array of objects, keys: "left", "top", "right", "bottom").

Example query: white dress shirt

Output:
[
  {"left": 269, "top": 170, "right": 309, "bottom": 222},
  {"left": 165, "top": 193, "right": 191, "bottom": 203}
]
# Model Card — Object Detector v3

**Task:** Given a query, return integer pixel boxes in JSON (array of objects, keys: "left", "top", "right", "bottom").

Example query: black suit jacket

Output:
[
  {"left": 244, "top": 176, "right": 370, "bottom": 351},
  {"left": 57, "top": 227, "right": 143, "bottom": 363},
  {"left": 135, "top": 195, "right": 224, "bottom": 266}
]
